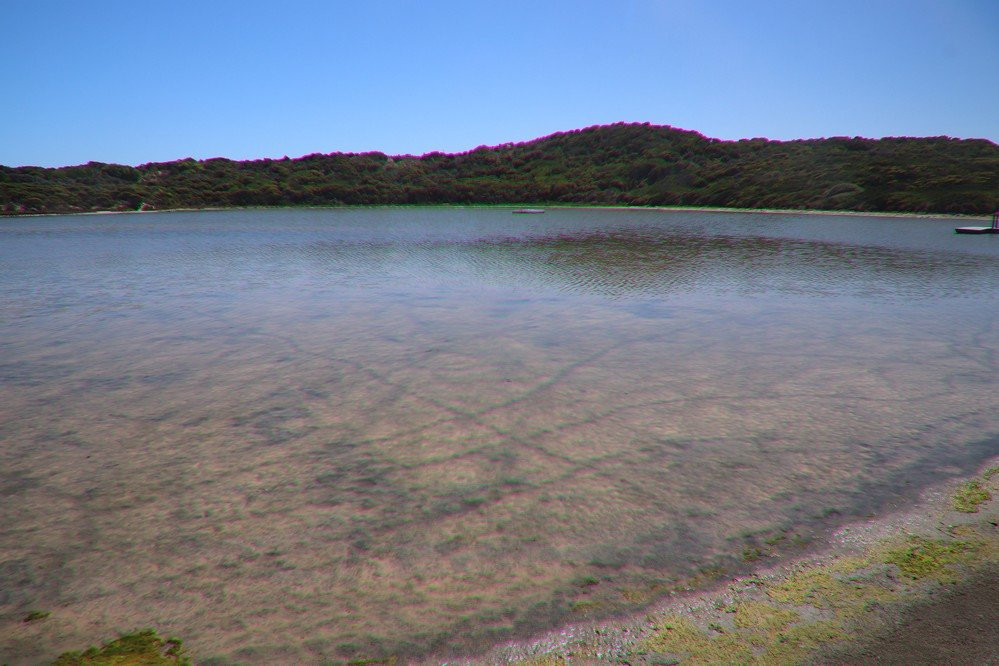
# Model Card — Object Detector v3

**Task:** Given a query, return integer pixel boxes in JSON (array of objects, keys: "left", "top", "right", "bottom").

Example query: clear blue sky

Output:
[{"left": 3, "top": 0, "right": 997, "bottom": 167}]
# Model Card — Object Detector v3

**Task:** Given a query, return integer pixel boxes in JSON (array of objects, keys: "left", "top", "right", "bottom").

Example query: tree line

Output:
[{"left": 3, "top": 123, "right": 997, "bottom": 216}]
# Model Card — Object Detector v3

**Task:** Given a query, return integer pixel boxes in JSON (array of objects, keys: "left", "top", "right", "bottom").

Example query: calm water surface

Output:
[{"left": 2, "top": 208, "right": 999, "bottom": 663}]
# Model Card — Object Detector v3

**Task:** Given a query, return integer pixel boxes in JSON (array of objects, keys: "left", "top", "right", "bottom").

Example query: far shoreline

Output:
[{"left": 0, "top": 203, "right": 993, "bottom": 221}]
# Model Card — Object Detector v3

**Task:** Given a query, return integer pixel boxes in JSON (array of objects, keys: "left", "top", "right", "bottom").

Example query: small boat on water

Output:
[
  {"left": 513, "top": 208, "right": 545, "bottom": 214},
  {"left": 955, "top": 211, "right": 999, "bottom": 234}
]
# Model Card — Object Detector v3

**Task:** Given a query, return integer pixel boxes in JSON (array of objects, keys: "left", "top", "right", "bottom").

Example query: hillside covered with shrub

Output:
[{"left": 3, "top": 123, "right": 997, "bottom": 215}]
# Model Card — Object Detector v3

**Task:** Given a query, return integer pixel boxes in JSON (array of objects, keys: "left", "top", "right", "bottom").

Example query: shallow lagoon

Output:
[{"left": 1, "top": 208, "right": 998, "bottom": 663}]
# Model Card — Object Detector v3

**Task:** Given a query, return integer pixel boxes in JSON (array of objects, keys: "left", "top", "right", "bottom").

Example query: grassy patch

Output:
[
  {"left": 730, "top": 602, "right": 799, "bottom": 633},
  {"left": 52, "top": 629, "right": 189, "bottom": 665},
  {"left": 883, "top": 536, "right": 976, "bottom": 579},
  {"left": 767, "top": 560, "right": 894, "bottom": 612},
  {"left": 23, "top": 609, "right": 50, "bottom": 622},
  {"left": 643, "top": 616, "right": 755, "bottom": 664},
  {"left": 953, "top": 480, "right": 991, "bottom": 513},
  {"left": 642, "top": 597, "right": 856, "bottom": 665},
  {"left": 761, "top": 620, "right": 849, "bottom": 663},
  {"left": 515, "top": 657, "right": 566, "bottom": 666}
]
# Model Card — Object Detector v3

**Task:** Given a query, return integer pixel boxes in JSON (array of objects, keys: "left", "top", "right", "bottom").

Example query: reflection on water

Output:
[{"left": 1, "top": 208, "right": 998, "bottom": 663}]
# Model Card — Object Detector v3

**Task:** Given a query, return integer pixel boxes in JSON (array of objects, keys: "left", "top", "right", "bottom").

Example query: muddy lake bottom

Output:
[{"left": 1, "top": 207, "right": 998, "bottom": 663}]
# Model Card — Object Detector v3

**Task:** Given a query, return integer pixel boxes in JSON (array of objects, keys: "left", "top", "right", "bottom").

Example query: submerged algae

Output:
[
  {"left": 52, "top": 629, "right": 189, "bottom": 665},
  {"left": 23, "top": 609, "right": 51, "bottom": 623}
]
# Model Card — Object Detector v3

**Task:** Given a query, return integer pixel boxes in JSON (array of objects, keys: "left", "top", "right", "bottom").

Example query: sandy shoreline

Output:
[{"left": 431, "top": 457, "right": 999, "bottom": 664}]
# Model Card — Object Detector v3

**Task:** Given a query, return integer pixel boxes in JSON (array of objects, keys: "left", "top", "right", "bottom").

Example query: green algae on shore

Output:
[
  {"left": 499, "top": 462, "right": 999, "bottom": 665},
  {"left": 953, "top": 480, "right": 991, "bottom": 513},
  {"left": 637, "top": 473, "right": 999, "bottom": 664},
  {"left": 634, "top": 529, "right": 998, "bottom": 664},
  {"left": 883, "top": 537, "right": 977, "bottom": 579}
]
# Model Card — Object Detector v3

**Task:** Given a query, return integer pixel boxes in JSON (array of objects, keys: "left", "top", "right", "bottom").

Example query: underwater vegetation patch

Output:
[{"left": 52, "top": 629, "right": 189, "bottom": 665}]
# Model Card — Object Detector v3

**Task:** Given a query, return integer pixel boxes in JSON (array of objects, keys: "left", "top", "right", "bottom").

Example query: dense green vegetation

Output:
[{"left": 3, "top": 123, "right": 997, "bottom": 215}]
